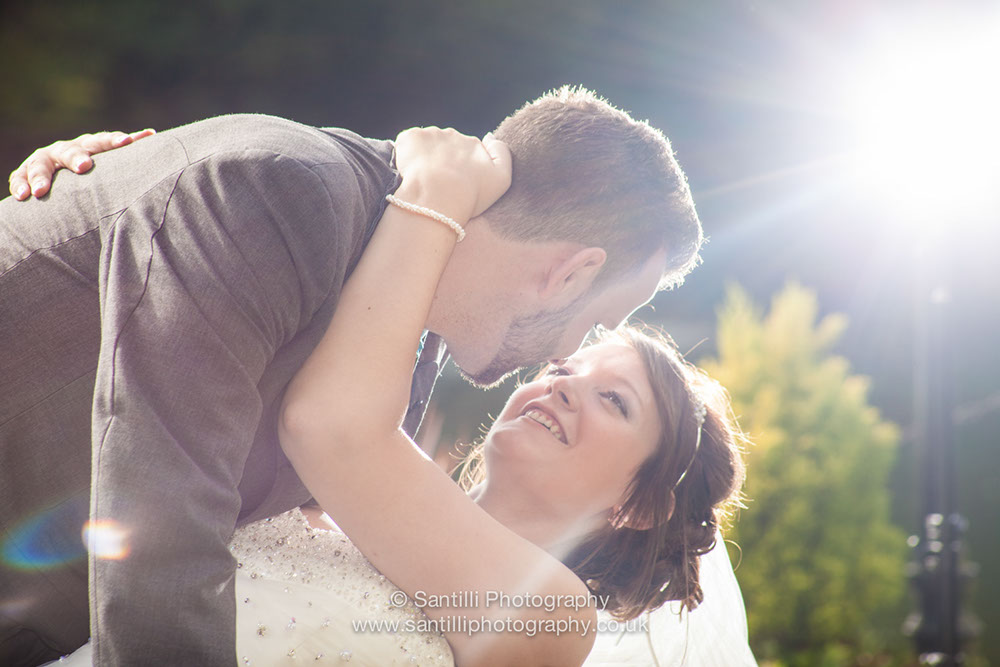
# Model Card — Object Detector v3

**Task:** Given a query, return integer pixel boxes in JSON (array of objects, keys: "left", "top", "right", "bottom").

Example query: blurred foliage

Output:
[
  {"left": 702, "top": 284, "right": 911, "bottom": 665},
  {"left": 0, "top": 0, "right": 708, "bottom": 157}
]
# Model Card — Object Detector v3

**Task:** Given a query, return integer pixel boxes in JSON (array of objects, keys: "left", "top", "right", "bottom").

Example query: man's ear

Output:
[{"left": 539, "top": 247, "right": 607, "bottom": 304}]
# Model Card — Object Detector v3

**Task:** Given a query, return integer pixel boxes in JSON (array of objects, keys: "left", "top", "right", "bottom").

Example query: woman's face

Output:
[{"left": 484, "top": 341, "right": 663, "bottom": 521}]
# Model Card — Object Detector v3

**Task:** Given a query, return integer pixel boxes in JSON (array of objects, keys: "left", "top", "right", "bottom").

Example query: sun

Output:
[{"left": 843, "top": 14, "right": 1000, "bottom": 225}]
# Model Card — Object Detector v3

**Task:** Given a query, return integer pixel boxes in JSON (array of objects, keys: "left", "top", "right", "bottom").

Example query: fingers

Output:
[
  {"left": 75, "top": 129, "right": 154, "bottom": 165},
  {"left": 8, "top": 167, "right": 30, "bottom": 201},
  {"left": 479, "top": 131, "right": 512, "bottom": 203},
  {"left": 78, "top": 128, "right": 155, "bottom": 156},
  {"left": 7, "top": 129, "right": 156, "bottom": 200},
  {"left": 129, "top": 128, "right": 156, "bottom": 142},
  {"left": 8, "top": 148, "right": 57, "bottom": 200},
  {"left": 391, "top": 126, "right": 512, "bottom": 220},
  {"left": 52, "top": 138, "right": 98, "bottom": 174},
  {"left": 25, "top": 150, "right": 60, "bottom": 198}
]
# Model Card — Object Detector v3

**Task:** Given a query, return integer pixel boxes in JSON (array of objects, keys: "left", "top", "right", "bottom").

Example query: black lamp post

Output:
[{"left": 904, "top": 241, "right": 968, "bottom": 665}]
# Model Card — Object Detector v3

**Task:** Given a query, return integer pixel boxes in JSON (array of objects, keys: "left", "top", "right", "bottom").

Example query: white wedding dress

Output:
[{"left": 52, "top": 509, "right": 756, "bottom": 666}]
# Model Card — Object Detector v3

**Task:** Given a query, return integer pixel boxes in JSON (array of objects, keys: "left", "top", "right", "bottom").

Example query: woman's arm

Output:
[{"left": 279, "top": 128, "right": 596, "bottom": 667}]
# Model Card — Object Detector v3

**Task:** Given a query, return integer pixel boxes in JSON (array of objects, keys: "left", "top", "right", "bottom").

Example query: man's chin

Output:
[{"left": 457, "top": 363, "right": 520, "bottom": 390}]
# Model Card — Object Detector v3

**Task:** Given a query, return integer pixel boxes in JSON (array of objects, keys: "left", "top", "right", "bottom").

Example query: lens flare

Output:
[
  {"left": 1, "top": 499, "right": 88, "bottom": 571},
  {"left": 82, "top": 520, "right": 131, "bottom": 561}
]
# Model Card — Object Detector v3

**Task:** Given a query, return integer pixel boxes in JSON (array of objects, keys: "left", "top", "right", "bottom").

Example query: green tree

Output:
[{"left": 702, "top": 283, "right": 908, "bottom": 666}]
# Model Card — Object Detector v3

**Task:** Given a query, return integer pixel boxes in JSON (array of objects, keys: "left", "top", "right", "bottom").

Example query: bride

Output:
[{"left": 41, "top": 129, "right": 751, "bottom": 666}]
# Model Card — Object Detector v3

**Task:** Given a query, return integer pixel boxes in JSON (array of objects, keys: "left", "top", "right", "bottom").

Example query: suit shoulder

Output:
[{"left": 161, "top": 114, "right": 392, "bottom": 171}]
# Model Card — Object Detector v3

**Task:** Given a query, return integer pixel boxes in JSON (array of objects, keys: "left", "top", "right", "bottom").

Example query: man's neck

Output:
[
  {"left": 424, "top": 216, "right": 519, "bottom": 337},
  {"left": 424, "top": 216, "right": 587, "bottom": 341}
]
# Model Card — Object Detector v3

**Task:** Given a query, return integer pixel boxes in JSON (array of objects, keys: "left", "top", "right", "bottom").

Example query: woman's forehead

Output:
[{"left": 572, "top": 340, "right": 638, "bottom": 365}]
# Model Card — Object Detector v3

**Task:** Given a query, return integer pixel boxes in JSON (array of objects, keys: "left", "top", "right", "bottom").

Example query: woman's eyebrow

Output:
[{"left": 611, "top": 372, "right": 644, "bottom": 410}]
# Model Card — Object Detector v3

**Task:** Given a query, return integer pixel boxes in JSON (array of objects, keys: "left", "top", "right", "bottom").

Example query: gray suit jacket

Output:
[{"left": 0, "top": 115, "right": 447, "bottom": 666}]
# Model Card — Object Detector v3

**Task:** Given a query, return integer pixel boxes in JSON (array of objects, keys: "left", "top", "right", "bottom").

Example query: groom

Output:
[{"left": 1, "top": 87, "right": 702, "bottom": 665}]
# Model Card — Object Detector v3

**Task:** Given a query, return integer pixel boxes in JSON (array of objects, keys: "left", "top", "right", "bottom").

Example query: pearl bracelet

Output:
[{"left": 384, "top": 194, "right": 466, "bottom": 242}]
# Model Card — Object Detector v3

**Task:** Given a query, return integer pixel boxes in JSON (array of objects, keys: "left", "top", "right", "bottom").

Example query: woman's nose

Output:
[{"left": 549, "top": 376, "right": 578, "bottom": 411}]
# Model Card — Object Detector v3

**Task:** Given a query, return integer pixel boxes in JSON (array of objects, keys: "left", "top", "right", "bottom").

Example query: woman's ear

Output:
[{"left": 538, "top": 247, "right": 607, "bottom": 304}]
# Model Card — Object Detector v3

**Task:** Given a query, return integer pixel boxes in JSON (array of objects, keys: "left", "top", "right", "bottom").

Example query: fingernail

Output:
[
  {"left": 15, "top": 184, "right": 29, "bottom": 199},
  {"left": 112, "top": 135, "right": 128, "bottom": 146},
  {"left": 74, "top": 157, "right": 89, "bottom": 171}
]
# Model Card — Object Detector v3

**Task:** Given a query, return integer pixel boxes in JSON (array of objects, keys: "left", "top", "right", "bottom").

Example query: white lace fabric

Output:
[{"left": 228, "top": 508, "right": 454, "bottom": 665}]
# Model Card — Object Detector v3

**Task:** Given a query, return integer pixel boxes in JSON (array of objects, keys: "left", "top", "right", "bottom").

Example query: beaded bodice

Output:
[{"left": 228, "top": 508, "right": 454, "bottom": 666}]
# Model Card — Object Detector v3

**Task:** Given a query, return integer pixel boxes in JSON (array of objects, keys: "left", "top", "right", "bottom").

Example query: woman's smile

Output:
[{"left": 520, "top": 406, "right": 568, "bottom": 444}]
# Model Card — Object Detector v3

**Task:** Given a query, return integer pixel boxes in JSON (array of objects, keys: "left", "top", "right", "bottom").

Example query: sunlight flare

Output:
[
  {"left": 843, "top": 15, "right": 1000, "bottom": 222},
  {"left": 83, "top": 520, "right": 131, "bottom": 561}
]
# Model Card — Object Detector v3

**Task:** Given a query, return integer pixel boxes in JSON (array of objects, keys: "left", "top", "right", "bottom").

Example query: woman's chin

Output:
[
  {"left": 482, "top": 432, "right": 530, "bottom": 470},
  {"left": 484, "top": 422, "right": 552, "bottom": 459}
]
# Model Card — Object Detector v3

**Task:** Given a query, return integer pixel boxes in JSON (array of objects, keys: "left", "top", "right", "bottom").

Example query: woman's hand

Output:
[
  {"left": 8, "top": 128, "right": 156, "bottom": 200},
  {"left": 393, "top": 127, "right": 511, "bottom": 222}
]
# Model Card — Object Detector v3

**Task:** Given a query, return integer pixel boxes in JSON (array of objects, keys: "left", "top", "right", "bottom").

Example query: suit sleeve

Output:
[{"left": 88, "top": 150, "right": 358, "bottom": 665}]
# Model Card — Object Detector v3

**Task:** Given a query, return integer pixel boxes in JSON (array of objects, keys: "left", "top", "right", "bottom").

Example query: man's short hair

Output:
[{"left": 489, "top": 86, "right": 703, "bottom": 291}]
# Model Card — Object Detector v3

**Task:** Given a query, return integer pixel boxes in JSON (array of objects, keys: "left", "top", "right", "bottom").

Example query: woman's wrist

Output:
[
  {"left": 390, "top": 179, "right": 473, "bottom": 229},
  {"left": 385, "top": 194, "right": 466, "bottom": 242}
]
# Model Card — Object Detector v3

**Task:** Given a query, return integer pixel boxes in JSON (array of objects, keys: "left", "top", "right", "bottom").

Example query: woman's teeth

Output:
[{"left": 523, "top": 409, "right": 567, "bottom": 444}]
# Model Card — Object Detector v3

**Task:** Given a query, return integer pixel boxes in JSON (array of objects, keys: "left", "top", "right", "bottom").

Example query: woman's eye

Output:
[
  {"left": 602, "top": 391, "right": 628, "bottom": 417},
  {"left": 546, "top": 366, "right": 569, "bottom": 376}
]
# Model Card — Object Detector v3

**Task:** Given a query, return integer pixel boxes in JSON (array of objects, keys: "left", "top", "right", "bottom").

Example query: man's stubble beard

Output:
[{"left": 457, "top": 296, "right": 585, "bottom": 389}]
